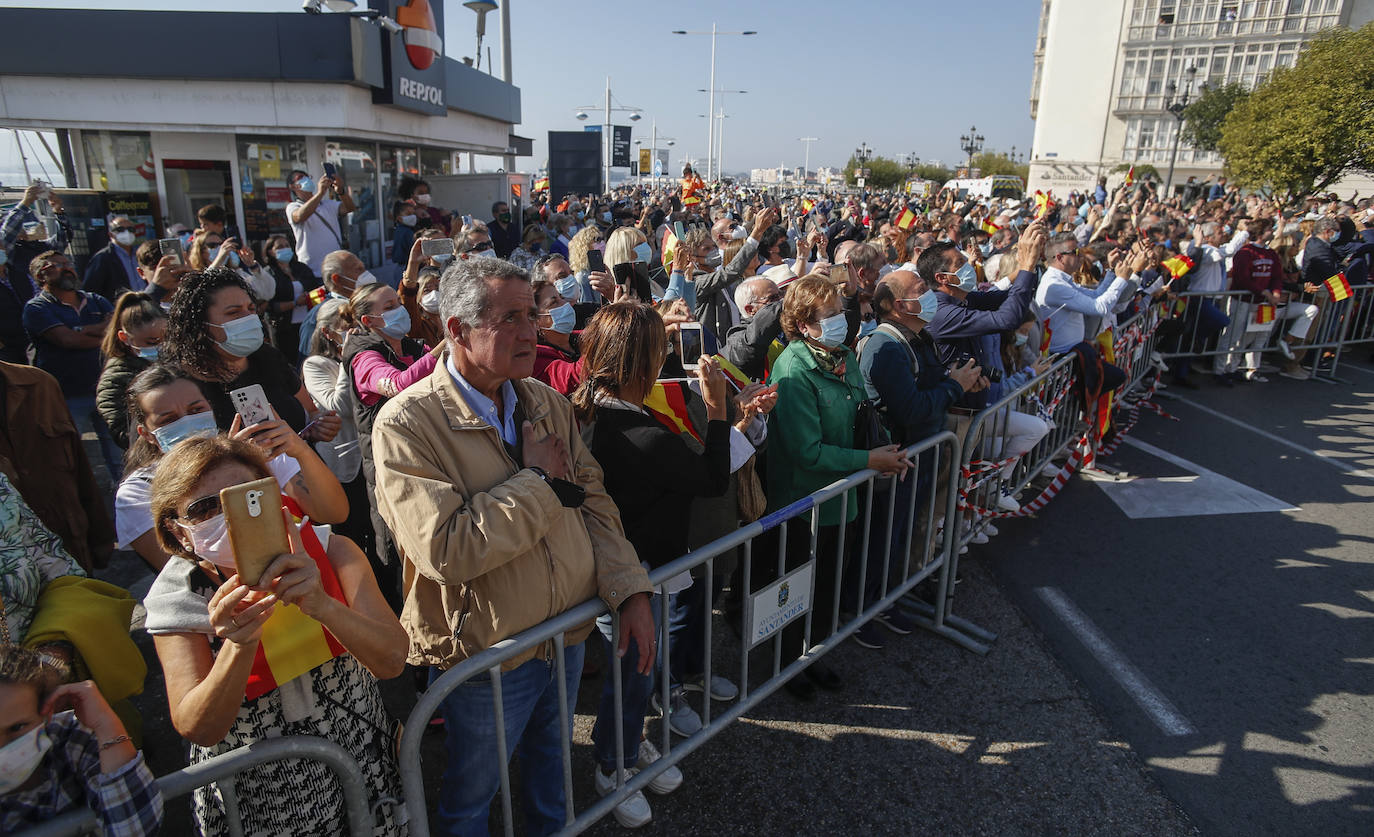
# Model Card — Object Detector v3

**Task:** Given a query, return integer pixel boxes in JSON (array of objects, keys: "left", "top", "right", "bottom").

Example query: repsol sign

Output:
[{"left": 399, "top": 76, "right": 444, "bottom": 107}]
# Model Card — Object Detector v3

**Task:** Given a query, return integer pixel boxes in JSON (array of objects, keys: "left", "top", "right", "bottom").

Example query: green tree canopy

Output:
[
  {"left": 1219, "top": 22, "right": 1374, "bottom": 200},
  {"left": 843, "top": 155, "right": 906, "bottom": 189},
  {"left": 970, "top": 151, "right": 1029, "bottom": 182},
  {"left": 1111, "top": 162, "right": 1162, "bottom": 182},
  {"left": 1181, "top": 82, "right": 1249, "bottom": 153}
]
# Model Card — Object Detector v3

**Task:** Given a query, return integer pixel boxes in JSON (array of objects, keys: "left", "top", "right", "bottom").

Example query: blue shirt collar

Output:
[{"left": 445, "top": 355, "right": 519, "bottom": 446}]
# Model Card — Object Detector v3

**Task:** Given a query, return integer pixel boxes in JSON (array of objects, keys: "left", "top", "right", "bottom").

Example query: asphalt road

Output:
[{"left": 981, "top": 366, "right": 1374, "bottom": 836}]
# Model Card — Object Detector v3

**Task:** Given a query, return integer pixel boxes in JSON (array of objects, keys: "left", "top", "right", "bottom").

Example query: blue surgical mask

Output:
[
  {"left": 979, "top": 243, "right": 994, "bottom": 257},
  {"left": 545, "top": 302, "right": 576, "bottom": 334},
  {"left": 1014, "top": 332, "right": 1029, "bottom": 347},
  {"left": 859, "top": 318, "right": 878, "bottom": 338},
  {"left": 705, "top": 250, "right": 723, "bottom": 269},
  {"left": 814, "top": 311, "right": 849, "bottom": 349},
  {"left": 295, "top": 177, "right": 315, "bottom": 193},
  {"left": 902, "top": 290, "right": 940, "bottom": 321},
  {"left": 275, "top": 247, "right": 295, "bottom": 263},
  {"left": 151, "top": 410, "right": 218, "bottom": 452},
  {"left": 375, "top": 307, "right": 411, "bottom": 339},
  {"left": 955, "top": 262, "right": 978, "bottom": 291},
  {"left": 555, "top": 275, "right": 580, "bottom": 298},
  {"left": 135, "top": 344, "right": 160, "bottom": 360},
  {"left": 601, "top": 211, "right": 613, "bottom": 223},
  {"left": 633, "top": 242, "right": 652, "bottom": 263},
  {"left": 212, "top": 313, "right": 264, "bottom": 357}
]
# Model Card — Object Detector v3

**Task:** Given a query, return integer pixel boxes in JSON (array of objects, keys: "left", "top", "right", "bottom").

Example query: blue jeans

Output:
[
  {"left": 593, "top": 594, "right": 662, "bottom": 772},
  {"left": 64, "top": 394, "right": 123, "bottom": 485},
  {"left": 429, "top": 642, "right": 585, "bottom": 837}
]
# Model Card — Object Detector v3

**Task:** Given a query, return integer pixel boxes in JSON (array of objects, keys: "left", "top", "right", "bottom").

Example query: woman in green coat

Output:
[
  {"left": 761, "top": 275, "right": 911, "bottom": 700},
  {"left": 96, "top": 292, "right": 166, "bottom": 452}
]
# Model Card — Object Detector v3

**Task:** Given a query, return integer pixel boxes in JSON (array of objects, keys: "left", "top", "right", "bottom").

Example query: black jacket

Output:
[
  {"left": 723, "top": 299, "right": 783, "bottom": 381},
  {"left": 82, "top": 242, "right": 140, "bottom": 301}
]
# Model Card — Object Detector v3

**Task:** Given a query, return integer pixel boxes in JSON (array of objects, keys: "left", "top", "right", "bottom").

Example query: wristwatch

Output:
[{"left": 527, "top": 466, "right": 586, "bottom": 508}]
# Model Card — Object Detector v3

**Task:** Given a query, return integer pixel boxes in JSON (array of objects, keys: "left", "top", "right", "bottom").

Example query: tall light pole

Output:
[
  {"left": 673, "top": 26, "right": 757, "bottom": 181},
  {"left": 698, "top": 88, "right": 746, "bottom": 178},
  {"left": 573, "top": 77, "right": 641, "bottom": 194},
  {"left": 854, "top": 142, "right": 872, "bottom": 189},
  {"left": 798, "top": 136, "right": 818, "bottom": 183},
  {"left": 1164, "top": 63, "right": 1200, "bottom": 198},
  {"left": 959, "top": 125, "right": 984, "bottom": 173}
]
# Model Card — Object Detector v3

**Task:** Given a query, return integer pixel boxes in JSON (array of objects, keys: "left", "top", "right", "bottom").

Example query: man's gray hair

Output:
[
  {"left": 439, "top": 256, "right": 530, "bottom": 331},
  {"left": 319, "top": 250, "right": 354, "bottom": 289},
  {"left": 1200, "top": 221, "right": 1220, "bottom": 238},
  {"left": 532, "top": 253, "right": 569, "bottom": 282},
  {"left": 1315, "top": 217, "right": 1341, "bottom": 236},
  {"left": 1044, "top": 232, "right": 1078, "bottom": 259},
  {"left": 846, "top": 241, "right": 884, "bottom": 273}
]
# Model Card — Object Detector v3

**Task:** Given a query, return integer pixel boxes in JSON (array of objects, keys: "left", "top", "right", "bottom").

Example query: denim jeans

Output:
[
  {"left": 429, "top": 641, "right": 585, "bottom": 837},
  {"left": 593, "top": 594, "right": 662, "bottom": 771},
  {"left": 64, "top": 394, "right": 123, "bottom": 485}
]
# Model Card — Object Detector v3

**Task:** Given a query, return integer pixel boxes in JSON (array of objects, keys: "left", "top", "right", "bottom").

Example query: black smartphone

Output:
[
  {"left": 587, "top": 249, "right": 605, "bottom": 274},
  {"left": 322, "top": 162, "right": 338, "bottom": 179}
]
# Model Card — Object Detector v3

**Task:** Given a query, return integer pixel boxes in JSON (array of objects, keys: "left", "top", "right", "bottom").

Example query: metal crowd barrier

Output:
[
  {"left": 398, "top": 430, "right": 986, "bottom": 837},
  {"left": 1153, "top": 286, "right": 1365, "bottom": 382},
  {"left": 16, "top": 735, "right": 374, "bottom": 837}
]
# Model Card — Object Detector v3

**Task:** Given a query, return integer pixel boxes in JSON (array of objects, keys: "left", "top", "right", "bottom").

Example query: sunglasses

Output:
[
  {"left": 471, "top": 241, "right": 494, "bottom": 253},
  {"left": 111, "top": 226, "right": 136, "bottom": 233},
  {"left": 181, "top": 494, "right": 222, "bottom": 524}
]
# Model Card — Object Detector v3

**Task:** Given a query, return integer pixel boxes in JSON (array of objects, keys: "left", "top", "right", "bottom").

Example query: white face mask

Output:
[
  {"left": 415, "top": 194, "right": 432, "bottom": 206},
  {"left": 0, "top": 725, "right": 52, "bottom": 793},
  {"left": 399, "top": 214, "right": 418, "bottom": 228},
  {"left": 176, "top": 512, "right": 236, "bottom": 570},
  {"left": 420, "top": 289, "right": 441, "bottom": 314},
  {"left": 355, "top": 270, "right": 378, "bottom": 287}
]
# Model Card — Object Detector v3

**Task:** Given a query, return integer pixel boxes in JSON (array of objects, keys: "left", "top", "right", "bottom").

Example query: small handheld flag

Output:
[
  {"left": 711, "top": 354, "right": 752, "bottom": 391},
  {"left": 1255, "top": 303, "right": 1276, "bottom": 325},
  {"left": 801, "top": 198, "right": 816, "bottom": 214},
  {"left": 1162, "top": 254, "right": 1195, "bottom": 279},
  {"left": 644, "top": 380, "right": 701, "bottom": 443},
  {"left": 1324, "top": 272, "right": 1352, "bottom": 302},
  {"left": 1034, "top": 190, "right": 1055, "bottom": 219},
  {"left": 1124, "top": 165, "right": 1135, "bottom": 187},
  {"left": 661, "top": 227, "right": 679, "bottom": 272},
  {"left": 980, "top": 217, "right": 1001, "bottom": 235},
  {"left": 306, "top": 286, "right": 328, "bottom": 309},
  {"left": 894, "top": 207, "right": 918, "bottom": 231},
  {"left": 533, "top": 176, "right": 549, "bottom": 192}
]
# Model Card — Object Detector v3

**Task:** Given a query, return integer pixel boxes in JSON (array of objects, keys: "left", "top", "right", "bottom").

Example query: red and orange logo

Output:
[{"left": 396, "top": 0, "right": 443, "bottom": 71}]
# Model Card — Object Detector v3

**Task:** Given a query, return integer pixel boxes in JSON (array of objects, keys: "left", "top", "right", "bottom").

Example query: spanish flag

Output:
[
  {"left": 1034, "top": 190, "right": 1055, "bottom": 219},
  {"left": 894, "top": 206, "right": 918, "bottom": 231},
  {"left": 644, "top": 379, "right": 701, "bottom": 443},
  {"left": 764, "top": 339, "right": 787, "bottom": 380},
  {"left": 1255, "top": 303, "right": 1276, "bottom": 325},
  {"left": 1124, "top": 165, "right": 1136, "bottom": 187},
  {"left": 801, "top": 198, "right": 816, "bottom": 214},
  {"left": 1040, "top": 319, "right": 1053, "bottom": 357},
  {"left": 1325, "top": 272, "right": 1352, "bottom": 302},
  {"left": 683, "top": 195, "right": 702, "bottom": 207},
  {"left": 534, "top": 176, "right": 549, "bottom": 192},
  {"left": 712, "top": 354, "right": 752, "bottom": 390},
  {"left": 1094, "top": 327, "right": 1116, "bottom": 436},
  {"left": 244, "top": 507, "right": 347, "bottom": 701},
  {"left": 661, "top": 227, "right": 679, "bottom": 272},
  {"left": 980, "top": 217, "right": 1001, "bottom": 236},
  {"left": 306, "top": 285, "right": 329, "bottom": 309},
  {"left": 1162, "top": 254, "right": 1194, "bottom": 279}
]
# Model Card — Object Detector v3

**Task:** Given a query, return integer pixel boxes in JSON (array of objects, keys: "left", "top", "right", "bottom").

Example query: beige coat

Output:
[{"left": 372, "top": 356, "right": 651, "bottom": 670}]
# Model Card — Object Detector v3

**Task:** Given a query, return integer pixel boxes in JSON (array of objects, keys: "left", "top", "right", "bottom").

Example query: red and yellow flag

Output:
[
  {"left": 894, "top": 206, "right": 918, "bottom": 231},
  {"left": 661, "top": 227, "right": 679, "bottom": 272},
  {"left": 980, "top": 217, "right": 1001, "bottom": 236},
  {"left": 1040, "top": 319, "right": 1053, "bottom": 357},
  {"left": 1034, "top": 190, "right": 1055, "bottom": 219},
  {"left": 1255, "top": 303, "right": 1276, "bottom": 325},
  {"left": 712, "top": 354, "right": 752, "bottom": 390},
  {"left": 306, "top": 285, "right": 329, "bottom": 309},
  {"left": 644, "top": 379, "right": 701, "bottom": 443},
  {"left": 244, "top": 506, "right": 347, "bottom": 701},
  {"left": 1325, "top": 272, "right": 1352, "bottom": 302},
  {"left": 682, "top": 194, "right": 702, "bottom": 207},
  {"left": 533, "top": 176, "right": 549, "bottom": 192},
  {"left": 764, "top": 339, "right": 787, "bottom": 381},
  {"left": 801, "top": 198, "right": 816, "bottom": 214},
  {"left": 1124, "top": 165, "right": 1136, "bottom": 187},
  {"left": 1162, "top": 254, "right": 1194, "bottom": 279},
  {"left": 1094, "top": 327, "right": 1116, "bottom": 437}
]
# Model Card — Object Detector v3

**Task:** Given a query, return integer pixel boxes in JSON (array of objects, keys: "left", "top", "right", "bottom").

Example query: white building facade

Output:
[{"left": 1028, "top": 0, "right": 1374, "bottom": 196}]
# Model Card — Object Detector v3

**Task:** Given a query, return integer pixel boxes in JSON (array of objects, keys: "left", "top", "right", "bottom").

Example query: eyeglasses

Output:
[
  {"left": 181, "top": 494, "right": 222, "bottom": 524},
  {"left": 470, "top": 242, "right": 494, "bottom": 253},
  {"left": 111, "top": 226, "right": 136, "bottom": 233}
]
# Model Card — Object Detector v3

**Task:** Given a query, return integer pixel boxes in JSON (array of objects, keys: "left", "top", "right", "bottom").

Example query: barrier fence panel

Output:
[
  {"left": 15, "top": 735, "right": 374, "bottom": 837},
  {"left": 398, "top": 430, "right": 984, "bottom": 837}
]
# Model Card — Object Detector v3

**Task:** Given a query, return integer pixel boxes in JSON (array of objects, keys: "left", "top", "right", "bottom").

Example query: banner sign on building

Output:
[
  {"left": 612, "top": 125, "right": 632, "bottom": 168},
  {"left": 370, "top": 0, "right": 447, "bottom": 117}
]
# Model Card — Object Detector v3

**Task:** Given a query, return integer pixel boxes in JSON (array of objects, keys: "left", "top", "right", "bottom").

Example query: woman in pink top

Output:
[{"left": 338, "top": 283, "right": 442, "bottom": 607}]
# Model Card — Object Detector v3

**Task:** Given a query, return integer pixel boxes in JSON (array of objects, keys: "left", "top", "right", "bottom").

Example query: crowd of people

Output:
[{"left": 1, "top": 158, "right": 1372, "bottom": 835}]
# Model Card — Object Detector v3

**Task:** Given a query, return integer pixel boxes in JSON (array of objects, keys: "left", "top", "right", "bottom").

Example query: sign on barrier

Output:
[{"left": 744, "top": 560, "right": 815, "bottom": 648}]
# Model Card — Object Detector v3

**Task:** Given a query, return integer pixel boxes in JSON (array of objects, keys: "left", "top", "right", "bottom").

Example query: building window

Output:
[
  {"left": 237, "top": 137, "right": 309, "bottom": 249},
  {"left": 328, "top": 140, "right": 381, "bottom": 269},
  {"left": 82, "top": 130, "right": 153, "bottom": 194}
]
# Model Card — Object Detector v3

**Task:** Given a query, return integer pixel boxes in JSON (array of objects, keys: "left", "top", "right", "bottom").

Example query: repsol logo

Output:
[{"left": 399, "top": 76, "right": 444, "bottom": 107}]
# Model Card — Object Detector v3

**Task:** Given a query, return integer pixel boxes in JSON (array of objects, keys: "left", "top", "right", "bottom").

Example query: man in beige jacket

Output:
[{"left": 372, "top": 256, "right": 654, "bottom": 836}]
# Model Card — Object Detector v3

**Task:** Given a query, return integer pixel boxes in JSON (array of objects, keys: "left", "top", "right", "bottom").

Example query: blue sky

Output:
[{"left": 0, "top": 0, "right": 1040, "bottom": 179}]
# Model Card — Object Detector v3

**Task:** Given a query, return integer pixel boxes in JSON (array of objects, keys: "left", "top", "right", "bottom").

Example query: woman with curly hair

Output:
[{"left": 159, "top": 269, "right": 341, "bottom": 445}]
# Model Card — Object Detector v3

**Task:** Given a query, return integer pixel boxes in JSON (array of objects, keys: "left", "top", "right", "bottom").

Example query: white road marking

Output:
[
  {"left": 1035, "top": 586, "right": 1197, "bottom": 737},
  {"left": 1087, "top": 438, "right": 1297, "bottom": 519},
  {"left": 1167, "top": 395, "right": 1374, "bottom": 480}
]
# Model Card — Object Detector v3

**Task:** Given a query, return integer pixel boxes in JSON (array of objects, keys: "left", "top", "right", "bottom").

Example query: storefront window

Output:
[
  {"left": 81, "top": 130, "right": 154, "bottom": 194},
  {"left": 236, "top": 136, "right": 308, "bottom": 249},
  {"left": 420, "top": 147, "right": 456, "bottom": 176},
  {"left": 327, "top": 140, "right": 381, "bottom": 268},
  {"left": 379, "top": 145, "right": 421, "bottom": 265}
]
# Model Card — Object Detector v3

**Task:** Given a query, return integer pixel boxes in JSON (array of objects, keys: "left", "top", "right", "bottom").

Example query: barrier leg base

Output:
[{"left": 898, "top": 594, "right": 998, "bottom": 652}]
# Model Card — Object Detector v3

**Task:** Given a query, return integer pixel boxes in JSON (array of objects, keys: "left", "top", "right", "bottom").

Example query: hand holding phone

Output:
[
  {"left": 230, "top": 384, "right": 274, "bottom": 428},
  {"left": 421, "top": 238, "right": 455, "bottom": 257},
  {"left": 586, "top": 248, "right": 605, "bottom": 274},
  {"left": 159, "top": 237, "right": 186, "bottom": 266},
  {"left": 677, "top": 322, "right": 703, "bottom": 371},
  {"left": 220, "top": 477, "right": 291, "bottom": 587}
]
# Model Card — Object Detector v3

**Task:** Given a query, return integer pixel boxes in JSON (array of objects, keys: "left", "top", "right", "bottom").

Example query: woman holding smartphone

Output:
[
  {"left": 143, "top": 434, "right": 408, "bottom": 836},
  {"left": 187, "top": 231, "right": 276, "bottom": 310},
  {"left": 160, "top": 269, "right": 341, "bottom": 443},
  {"left": 260, "top": 234, "right": 319, "bottom": 365}
]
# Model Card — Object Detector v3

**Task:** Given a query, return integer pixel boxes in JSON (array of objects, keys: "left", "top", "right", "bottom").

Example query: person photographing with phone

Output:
[
  {"left": 142, "top": 434, "right": 408, "bottom": 836},
  {"left": 286, "top": 168, "right": 356, "bottom": 280}
]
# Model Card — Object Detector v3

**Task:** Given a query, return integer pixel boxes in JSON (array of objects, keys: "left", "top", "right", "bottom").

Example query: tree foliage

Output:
[
  {"left": 1219, "top": 22, "right": 1374, "bottom": 200},
  {"left": 1111, "top": 162, "right": 1162, "bottom": 182},
  {"left": 843, "top": 155, "right": 907, "bottom": 189},
  {"left": 1181, "top": 82, "right": 1249, "bottom": 153},
  {"left": 970, "top": 151, "right": 1029, "bottom": 182}
]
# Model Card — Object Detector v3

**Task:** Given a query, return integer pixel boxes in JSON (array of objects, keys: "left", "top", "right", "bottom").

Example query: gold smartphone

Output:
[{"left": 220, "top": 477, "right": 290, "bottom": 587}]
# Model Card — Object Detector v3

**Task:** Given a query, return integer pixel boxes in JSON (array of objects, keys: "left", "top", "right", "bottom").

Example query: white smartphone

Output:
[
  {"left": 677, "top": 322, "right": 703, "bottom": 372},
  {"left": 229, "top": 384, "right": 274, "bottom": 428}
]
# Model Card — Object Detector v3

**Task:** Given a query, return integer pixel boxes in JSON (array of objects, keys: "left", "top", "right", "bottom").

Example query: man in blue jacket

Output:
[{"left": 81, "top": 214, "right": 145, "bottom": 301}]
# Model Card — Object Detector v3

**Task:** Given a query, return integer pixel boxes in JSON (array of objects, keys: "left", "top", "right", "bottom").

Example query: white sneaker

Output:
[
  {"left": 682, "top": 674, "right": 738, "bottom": 701},
  {"left": 970, "top": 530, "right": 990, "bottom": 545},
  {"left": 996, "top": 490, "right": 1020, "bottom": 513},
  {"left": 635, "top": 738, "right": 683, "bottom": 794},
  {"left": 650, "top": 689, "right": 703, "bottom": 737},
  {"left": 983, "top": 522, "right": 1000, "bottom": 537},
  {"left": 595, "top": 768, "right": 653, "bottom": 828}
]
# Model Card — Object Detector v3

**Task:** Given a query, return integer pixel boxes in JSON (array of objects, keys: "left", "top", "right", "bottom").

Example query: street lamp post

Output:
[
  {"left": 854, "top": 143, "right": 872, "bottom": 188},
  {"left": 1164, "top": 64, "right": 1200, "bottom": 198},
  {"left": 573, "top": 77, "right": 641, "bottom": 194},
  {"left": 798, "top": 137, "right": 818, "bottom": 183},
  {"left": 959, "top": 125, "right": 984, "bottom": 172},
  {"left": 672, "top": 26, "right": 757, "bottom": 181},
  {"left": 697, "top": 88, "right": 746, "bottom": 178}
]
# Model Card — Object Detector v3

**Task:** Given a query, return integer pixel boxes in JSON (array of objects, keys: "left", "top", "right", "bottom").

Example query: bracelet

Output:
[{"left": 100, "top": 735, "right": 131, "bottom": 751}]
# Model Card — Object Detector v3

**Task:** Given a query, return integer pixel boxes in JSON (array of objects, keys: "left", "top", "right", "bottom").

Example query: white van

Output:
[{"left": 942, "top": 175, "right": 1025, "bottom": 201}]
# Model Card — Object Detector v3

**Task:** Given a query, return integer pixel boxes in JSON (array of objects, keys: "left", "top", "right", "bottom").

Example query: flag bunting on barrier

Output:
[
  {"left": 1325, "top": 272, "right": 1352, "bottom": 301},
  {"left": 1255, "top": 303, "right": 1276, "bottom": 325}
]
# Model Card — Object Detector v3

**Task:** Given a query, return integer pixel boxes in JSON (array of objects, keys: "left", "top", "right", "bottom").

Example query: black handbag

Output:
[{"left": 854, "top": 398, "right": 892, "bottom": 450}]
